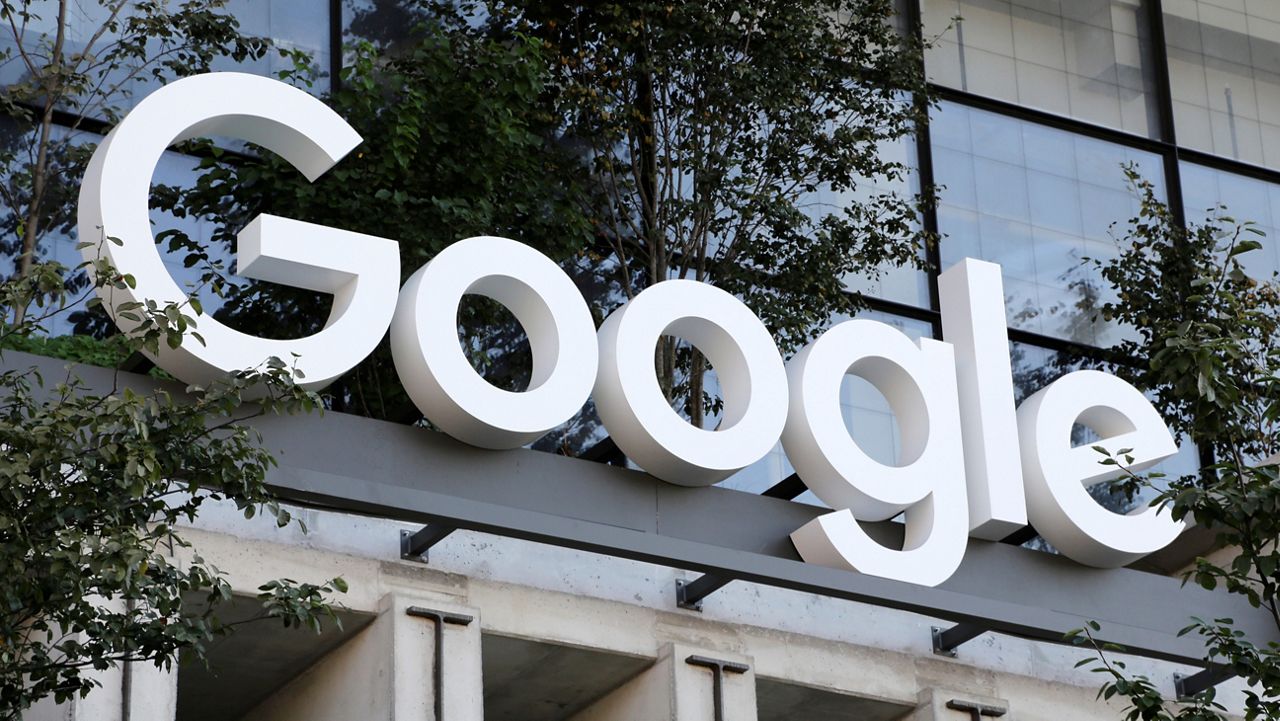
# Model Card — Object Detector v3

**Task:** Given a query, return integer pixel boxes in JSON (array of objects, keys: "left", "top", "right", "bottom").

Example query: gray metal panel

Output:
[{"left": 6, "top": 351, "right": 1269, "bottom": 666}]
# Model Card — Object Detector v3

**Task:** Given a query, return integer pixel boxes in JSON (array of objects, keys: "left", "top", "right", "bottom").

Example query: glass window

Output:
[
  {"left": 0, "top": 1, "right": 331, "bottom": 121},
  {"left": 343, "top": 0, "right": 441, "bottom": 51},
  {"left": 721, "top": 311, "right": 935, "bottom": 508},
  {"left": 931, "top": 101, "right": 1163, "bottom": 346},
  {"left": 810, "top": 133, "right": 933, "bottom": 308},
  {"left": 12, "top": 128, "right": 233, "bottom": 337},
  {"left": 1163, "top": 0, "right": 1280, "bottom": 167},
  {"left": 1181, "top": 162, "right": 1280, "bottom": 280},
  {"left": 1011, "top": 342, "right": 1201, "bottom": 518},
  {"left": 922, "top": 0, "right": 1161, "bottom": 137},
  {"left": 214, "top": 0, "right": 332, "bottom": 94}
]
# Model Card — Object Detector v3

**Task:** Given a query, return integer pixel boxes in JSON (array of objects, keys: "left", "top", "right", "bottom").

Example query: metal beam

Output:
[
  {"left": 945, "top": 699, "right": 1006, "bottom": 720},
  {"left": 246, "top": 409, "right": 1280, "bottom": 665},
  {"left": 400, "top": 523, "right": 456, "bottom": 562},
  {"left": 9, "top": 351, "right": 1276, "bottom": 668},
  {"left": 932, "top": 623, "right": 989, "bottom": 658},
  {"left": 243, "top": 404, "right": 1270, "bottom": 665},
  {"left": 1174, "top": 664, "right": 1236, "bottom": 700},
  {"left": 761, "top": 472, "right": 806, "bottom": 500},
  {"left": 675, "top": 472, "right": 810, "bottom": 608},
  {"left": 676, "top": 575, "right": 733, "bottom": 611}
]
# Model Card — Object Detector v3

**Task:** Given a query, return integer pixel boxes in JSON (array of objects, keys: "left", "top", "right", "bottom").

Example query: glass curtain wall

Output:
[
  {"left": 12, "top": 0, "right": 1280, "bottom": 512},
  {"left": 1164, "top": 0, "right": 1280, "bottom": 167},
  {"left": 0, "top": 1, "right": 335, "bottom": 330},
  {"left": 922, "top": 0, "right": 1162, "bottom": 136}
]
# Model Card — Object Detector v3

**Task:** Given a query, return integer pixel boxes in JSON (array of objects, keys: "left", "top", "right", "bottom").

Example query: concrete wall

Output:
[{"left": 29, "top": 499, "right": 1246, "bottom": 720}]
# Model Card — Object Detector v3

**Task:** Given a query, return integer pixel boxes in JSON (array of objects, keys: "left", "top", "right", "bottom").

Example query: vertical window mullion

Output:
[
  {"left": 329, "top": 0, "right": 343, "bottom": 94},
  {"left": 906, "top": 0, "right": 946, "bottom": 340},
  {"left": 1146, "top": 0, "right": 1188, "bottom": 227}
]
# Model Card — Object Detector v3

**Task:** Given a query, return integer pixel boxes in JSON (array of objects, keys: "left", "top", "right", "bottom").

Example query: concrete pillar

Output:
[
  {"left": 241, "top": 593, "right": 483, "bottom": 721},
  {"left": 22, "top": 657, "right": 175, "bottom": 721},
  {"left": 904, "top": 688, "right": 1009, "bottom": 721},
  {"left": 20, "top": 682, "right": 113, "bottom": 721},
  {"left": 570, "top": 643, "right": 756, "bottom": 721},
  {"left": 390, "top": 594, "right": 483, "bottom": 721},
  {"left": 125, "top": 660, "right": 178, "bottom": 721},
  {"left": 24, "top": 596, "right": 177, "bottom": 721}
]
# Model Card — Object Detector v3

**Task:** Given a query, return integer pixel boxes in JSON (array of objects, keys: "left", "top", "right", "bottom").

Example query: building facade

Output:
[{"left": 18, "top": 0, "right": 1280, "bottom": 719}]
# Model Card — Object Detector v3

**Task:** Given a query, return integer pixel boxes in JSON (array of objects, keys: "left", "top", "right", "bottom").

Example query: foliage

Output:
[
  {"left": 161, "top": 7, "right": 596, "bottom": 426},
  {"left": 167, "top": 0, "right": 933, "bottom": 437},
  {"left": 0, "top": 0, "right": 270, "bottom": 305},
  {"left": 489, "top": 0, "right": 934, "bottom": 426},
  {"left": 0, "top": 247, "right": 348, "bottom": 718},
  {"left": 0, "top": 2, "right": 349, "bottom": 715},
  {"left": 1066, "top": 169, "right": 1280, "bottom": 720},
  {"left": 0, "top": 328, "right": 129, "bottom": 368}
]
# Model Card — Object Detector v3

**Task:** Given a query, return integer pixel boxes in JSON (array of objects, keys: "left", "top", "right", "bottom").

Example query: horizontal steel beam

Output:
[
  {"left": 932, "top": 623, "right": 989, "bottom": 657},
  {"left": 676, "top": 575, "right": 734, "bottom": 611},
  {"left": 8, "top": 351, "right": 1273, "bottom": 668},
  {"left": 1175, "top": 664, "right": 1236, "bottom": 700},
  {"left": 400, "top": 523, "right": 456, "bottom": 562}
]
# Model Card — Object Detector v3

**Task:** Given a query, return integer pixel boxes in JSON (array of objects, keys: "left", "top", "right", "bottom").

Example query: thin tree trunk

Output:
[
  {"left": 634, "top": 14, "right": 688, "bottom": 417},
  {"left": 688, "top": 350, "right": 705, "bottom": 429},
  {"left": 14, "top": 0, "right": 69, "bottom": 324}
]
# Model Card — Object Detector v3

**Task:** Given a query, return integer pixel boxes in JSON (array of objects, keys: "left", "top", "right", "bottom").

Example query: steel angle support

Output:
[
  {"left": 932, "top": 623, "right": 990, "bottom": 657},
  {"left": 676, "top": 574, "right": 734, "bottom": 611},
  {"left": 761, "top": 472, "right": 806, "bottom": 500},
  {"left": 677, "top": 472, "right": 807, "bottom": 611},
  {"left": 400, "top": 523, "right": 457, "bottom": 562},
  {"left": 1174, "top": 664, "right": 1236, "bottom": 701},
  {"left": 945, "top": 699, "right": 1007, "bottom": 720}
]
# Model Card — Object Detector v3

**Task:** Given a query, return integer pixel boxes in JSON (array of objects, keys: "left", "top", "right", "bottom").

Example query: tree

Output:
[
  {"left": 1068, "top": 170, "right": 1280, "bottom": 720},
  {"left": 0, "top": 1, "right": 348, "bottom": 715},
  {"left": 495, "top": 0, "right": 933, "bottom": 428},
  {"left": 0, "top": 248, "right": 348, "bottom": 718},
  {"left": 168, "top": 0, "right": 934, "bottom": 443},
  {"left": 0, "top": 0, "right": 272, "bottom": 322},
  {"left": 161, "top": 5, "right": 597, "bottom": 430}
]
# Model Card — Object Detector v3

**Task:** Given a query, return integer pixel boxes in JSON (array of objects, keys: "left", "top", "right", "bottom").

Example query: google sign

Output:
[{"left": 78, "top": 73, "right": 1184, "bottom": 589}]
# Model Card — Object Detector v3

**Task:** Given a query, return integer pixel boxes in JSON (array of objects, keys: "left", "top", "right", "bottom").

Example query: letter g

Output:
[{"left": 78, "top": 72, "right": 400, "bottom": 389}]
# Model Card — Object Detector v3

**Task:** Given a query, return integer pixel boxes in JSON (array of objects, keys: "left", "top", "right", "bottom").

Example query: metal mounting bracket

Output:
[
  {"left": 686, "top": 655, "right": 749, "bottom": 721},
  {"left": 400, "top": 523, "right": 457, "bottom": 563},
  {"left": 761, "top": 472, "right": 806, "bottom": 499},
  {"left": 1174, "top": 664, "right": 1235, "bottom": 700},
  {"left": 932, "top": 623, "right": 989, "bottom": 657},
  {"left": 676, "top": 575, "right": 733, "bottom": 611}
]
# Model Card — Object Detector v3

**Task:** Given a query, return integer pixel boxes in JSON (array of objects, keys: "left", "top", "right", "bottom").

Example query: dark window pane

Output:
[
  {"left": 932, "top": 101, "right": 1163, "bottom": 347},
  {"left": 722, "top": 311, "right": 934, "bottom": 507}
]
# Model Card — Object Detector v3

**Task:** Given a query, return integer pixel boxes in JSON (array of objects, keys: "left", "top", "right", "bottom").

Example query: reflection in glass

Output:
[
  {"left": 922, "top": 0, "right": 1160, "bottom": 137},
  {"left": 818, "top": 133, "right": 933, "bottom": 308},
  {"left": 0, "top": 1, "right": 331, "bottom": 120},
  {"left": 932, "top": 101, "right": 1162, "bottom": 347},
  {"left": 1181, "top": 162, "right": 1280, "bottom": 281},
  {"left": 213, "top": 0, "right": 332, "bottom": 94},
  {"left": 721, "top": 311, "right": 934, "bottom": 507},
  {"left": 1164, "top": 0, "right": 1280, "bottom": 167},
  {"left": 1010, "top": 342, "right": 1200, "bottom": 518},
  {"left": 14, "top": 132, "right": 235, "bottom": 337}
]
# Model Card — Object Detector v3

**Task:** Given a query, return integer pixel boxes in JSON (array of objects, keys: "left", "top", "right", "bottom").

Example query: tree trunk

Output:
[{"left": 14, "top": 0, "right": 70, "bottom": 324}]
